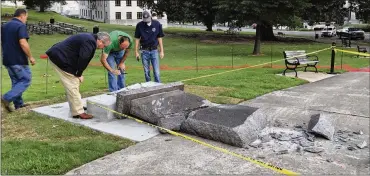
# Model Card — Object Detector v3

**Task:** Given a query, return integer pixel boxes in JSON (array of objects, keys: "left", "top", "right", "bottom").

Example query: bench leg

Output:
[
  {"left": 294, "top": 69, "right": 298, "bottom": 77},
  {"left": 282, "top": 68, "right": 288, "bottom": 76}
]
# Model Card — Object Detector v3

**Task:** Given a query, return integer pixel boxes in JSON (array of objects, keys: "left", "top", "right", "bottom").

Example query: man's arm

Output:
[
  {"left": 18, "top": 25, "right": 35, "bottom": 65},
  {"left": 158, "top": 38, "right": 164, "bottom": 59},
  {"left": 19, "top": 39, "right": 32, "bottom": 58},
  {"left": 135, "top": 38, "right": 140, "bottom": 61},
  {"left": 100, "top": 48, "right": 121, "bottom": 75},
  {"left": 134, "top": 23, "right": 141, "bottom": 61},
  {"left": 157, "top": 23, "right": 165, "bottom": 59}
]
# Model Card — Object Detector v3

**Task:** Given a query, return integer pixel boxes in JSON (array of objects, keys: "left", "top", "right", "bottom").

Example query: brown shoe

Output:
[
  {"left": 1, "top": 97, "right": 13, "bottom": 113},
  {"left": 73, "top": 113, "right": 93, "bottom": 119}
]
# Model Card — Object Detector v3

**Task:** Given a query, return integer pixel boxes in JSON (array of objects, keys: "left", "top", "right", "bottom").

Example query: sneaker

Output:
[
  {"left": 1, "top": 97, "right": 13, "bottom": 113},
  {"left": 16, "top": 103, "right": 31, "bottom": 109},
  {"left": 72, "top": 113, "right": 93, "bottom": 119}
]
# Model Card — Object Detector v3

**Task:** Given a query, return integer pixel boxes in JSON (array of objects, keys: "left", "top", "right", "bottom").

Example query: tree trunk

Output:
[
  {"left": 204, "top": 14, "right": 214, "bottom": 31},
  {"left": 39, "top": 4, "right": 45, "bottom": 12},
  {"left": 205, "top": 22, "right": 213, "bottom": 32},
  {"left": 260, "top": 23, "right": 276, "bottom": 41},
  {"left": 253, "top": 24, "right": 261, "bottom": 55}
]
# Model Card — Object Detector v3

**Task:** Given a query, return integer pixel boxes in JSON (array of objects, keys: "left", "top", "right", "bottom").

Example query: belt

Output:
[{"left": 141, "top": 46, "right": 157, "bottom": 51}]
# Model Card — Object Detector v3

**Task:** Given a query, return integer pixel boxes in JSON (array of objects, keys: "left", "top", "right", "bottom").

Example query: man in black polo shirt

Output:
[
  {"left": 135, "top": 10, "right": 165, "bottom": 83},
  {"left": 1, "top": 9, "right": 35, "bottom": 113}
]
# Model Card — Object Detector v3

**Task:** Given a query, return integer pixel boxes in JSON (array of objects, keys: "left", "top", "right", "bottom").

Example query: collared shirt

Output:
[
  {"left": 1, "top": 18, "right": 29, "bottom": 66},
  {"left": 103, "top": 30, "right": 133, "bottom": 54},
  {"left": 134, "top": 20, "right": 165, "bottom": 48}
]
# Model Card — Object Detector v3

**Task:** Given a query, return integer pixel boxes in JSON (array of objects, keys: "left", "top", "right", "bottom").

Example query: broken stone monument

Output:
[
  {"left": 308, "top": 113, "right": 335, "bottom": 140},
  {"left": 181, "top": 105, "right": 268, "bottom": 148},
  {"left": 113, "top": 81, "right": 268, "bottom": 148},
  {"left": 86, "top": 82, "right": 163, "bottom": 121},
  {"left": 130, "top": 90, "right": 212, "bottom": 131},
  {"left": 116, "top": 82, "right": 185, "bottom": 117}
]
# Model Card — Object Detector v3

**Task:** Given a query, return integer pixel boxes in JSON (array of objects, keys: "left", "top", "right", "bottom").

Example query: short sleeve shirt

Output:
[
  {"left": 134, "top": 20, "right": 165, "bottom": 48},
  {"left": 1, "top": 18, "right": 29, "bottom": 66},
  {"left": 103, "top": 30, "right": 133, "bottom": 54}
]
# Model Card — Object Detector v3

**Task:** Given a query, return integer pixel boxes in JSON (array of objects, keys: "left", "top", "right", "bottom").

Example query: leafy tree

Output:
[
  {"left": 151, "top": 0, "right": 195, "bottom": 24},
  {"left": 145, "top": 0, "right": 219, "bottom": 31},
  {"left": 350, "top": 0, "right": 370, "bottom": 23},
  {"left": 301, "top": 0, "right": 348, "bottom": 26},
  {"left": 23, "top": 0, "right": 66, "bottom": 12},
  {"left": 219, "top": 0, "right": 310, "bottom": 55}
]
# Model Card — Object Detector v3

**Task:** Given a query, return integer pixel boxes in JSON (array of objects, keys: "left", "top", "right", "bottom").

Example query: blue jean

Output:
[
  {"left": 141, "top": 49, "right": 160, "bottom": 83},
  {"left": 107, "top": 50, "right": 126, "bottom": 92},
  {"left": 2, "top": 65, "right": 31, "bottom": 109}
]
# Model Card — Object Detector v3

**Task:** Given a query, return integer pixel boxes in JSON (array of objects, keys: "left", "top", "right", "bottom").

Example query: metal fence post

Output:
[
  {"left": 328, "top": 42, "right": 336, "bottom": 74},
  {"left": 196, "top": 42, "right": 198, "bottom": 73}
]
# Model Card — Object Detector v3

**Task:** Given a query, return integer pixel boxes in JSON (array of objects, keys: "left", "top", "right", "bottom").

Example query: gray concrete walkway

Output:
[{"left": 66, "top": 72, "right": 369, "bottom": 175}]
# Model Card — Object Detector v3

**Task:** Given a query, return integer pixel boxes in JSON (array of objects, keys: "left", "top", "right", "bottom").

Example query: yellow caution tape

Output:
[
  {"left": 87, "top": 101, "right": 299, "bottom": 175},
  {"left": 181, "top": 47, "right": 334, "bottom": 82},
  {"left": 334, "top": 49, "right": 370, "bottom": 57},
  {"left": 85, "top": 46, "right": 336, "bottom": 175}
]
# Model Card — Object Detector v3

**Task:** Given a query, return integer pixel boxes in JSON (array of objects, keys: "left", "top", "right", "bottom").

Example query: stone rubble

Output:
[
  {"left": 304, "top": 147, "right": 324, "bottom": 153},
  {"left": 357, "top": 141, "right": 367, "bottom": 149},
  {"left": 307, "top": 114, "right": 335, "bottom": 140}
]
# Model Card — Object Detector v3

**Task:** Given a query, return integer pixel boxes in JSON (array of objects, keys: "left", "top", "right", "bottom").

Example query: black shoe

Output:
[
  {"left": 16, "top": 103, "right": 31, "bottom": 110},
  {"left": 1, "top": 97, "right": 13, "bottom": 113}
]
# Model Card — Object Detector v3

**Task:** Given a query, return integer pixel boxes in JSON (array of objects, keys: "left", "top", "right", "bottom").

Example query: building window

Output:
[
  {"left": 106, "top": 12, "right": 108, "bottom": 19},
  {"left": 116, "top": 12, "right": 121, "bottom": 19},
  {"left": 137, "top": 0, "right": 143, "bottom": 7},
  {"left": 100, "top": 11, "right": 102, "bottom": 19},
  {"left": 115, "top": 0, "right": 120, "bottom": 6},
  {"left": 126, "top": 12, "right": 132, "bottom": 19},
  {"left": 126, "top": 0, "right": 131, "bottom": 6},
  {"left": 137, "top": 12, "right": 142, "bottom": 19}
]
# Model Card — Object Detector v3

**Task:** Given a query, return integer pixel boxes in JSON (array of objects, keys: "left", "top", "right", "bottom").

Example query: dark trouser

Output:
[{"left": 3, "top": 65, "right": 31, "bottom": 109}]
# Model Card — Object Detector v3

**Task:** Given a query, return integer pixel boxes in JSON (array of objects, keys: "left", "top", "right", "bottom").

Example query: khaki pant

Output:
[{"left": 50, "top": 61, "right": 84, "bottom": 116}]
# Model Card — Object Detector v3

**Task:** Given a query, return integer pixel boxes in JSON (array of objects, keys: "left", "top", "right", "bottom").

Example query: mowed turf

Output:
[{"left": 1, "top": 7, "right": 369, "bottom": 175}]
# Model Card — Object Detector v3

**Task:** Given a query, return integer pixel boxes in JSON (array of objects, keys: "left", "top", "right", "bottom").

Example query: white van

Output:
[{"left": 321, "top": 26, "right": 337, "bottom": 37}]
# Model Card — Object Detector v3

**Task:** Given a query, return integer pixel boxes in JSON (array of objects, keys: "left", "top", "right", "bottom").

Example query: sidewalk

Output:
[{"left": 66, "top": 72, "right": 369, "bottom": 175}]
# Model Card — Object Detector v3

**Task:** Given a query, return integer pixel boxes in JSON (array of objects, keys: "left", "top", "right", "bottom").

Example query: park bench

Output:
[
  {"left": 357, "top": 45, "right": 369, "bottom": 58},
  {"left": 282, "top": 50, "right": 319, "bottom": 77}
]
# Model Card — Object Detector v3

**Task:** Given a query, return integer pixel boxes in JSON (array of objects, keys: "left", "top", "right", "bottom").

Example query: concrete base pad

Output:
[
  {"left": 64, "top": 72, "right": 370, "bottom": 175},
  {"left": 32, "top": 95, "right": 159, "bottom": 142},
  {"left": 277, "top": 71, "right": 336, "bottom": 82}
]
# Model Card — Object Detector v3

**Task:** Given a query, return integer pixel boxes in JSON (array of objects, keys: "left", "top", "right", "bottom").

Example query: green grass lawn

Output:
[{"left": 1, "top": 7, "right": 369, "bottom": 175}]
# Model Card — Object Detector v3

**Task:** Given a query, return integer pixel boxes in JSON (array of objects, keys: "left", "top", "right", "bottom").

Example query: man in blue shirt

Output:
[
  {"left": 46, "top": 32, "right": 111, "bottom": 119},
  {"left": 1, "top": 9, "right": 35, "bottom": 113},
  {"left": 135, "top": 10, "right": 165, "bottom": 83}
]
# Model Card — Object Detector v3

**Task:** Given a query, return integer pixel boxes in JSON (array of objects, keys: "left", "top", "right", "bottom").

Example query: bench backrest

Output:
[{"left": 283, "top": 50, "right": 307, "bottom": 60}]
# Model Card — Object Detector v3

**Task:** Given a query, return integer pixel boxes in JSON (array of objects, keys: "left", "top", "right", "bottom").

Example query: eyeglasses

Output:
[{"left": 101, "top": 40, "right": 111, "bottom": 47}]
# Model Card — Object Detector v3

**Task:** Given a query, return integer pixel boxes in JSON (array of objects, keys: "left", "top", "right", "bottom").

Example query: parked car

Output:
[
  {"left": 337, "top": 27, "right": 365, "bottom": 40},
  {"left": 321, "top": 26, "right": 337, "bottom": 37}
]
